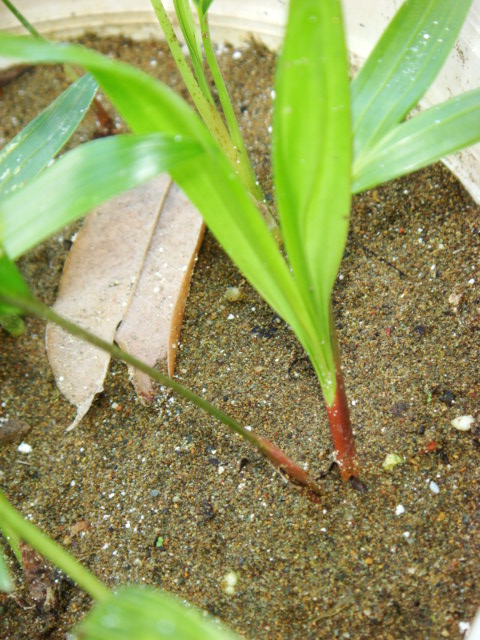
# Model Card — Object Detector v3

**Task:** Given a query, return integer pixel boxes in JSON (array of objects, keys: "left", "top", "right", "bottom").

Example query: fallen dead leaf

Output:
[
  {"left": 46, "top": 176, "right": 204, "bottom": 428},
  {"left": 115, "top": 182, "right": 205, "bottom": 400}
]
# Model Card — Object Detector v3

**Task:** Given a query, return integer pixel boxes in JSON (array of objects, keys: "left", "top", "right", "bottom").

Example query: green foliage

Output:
[
  {"left": 0, "top": 248, "right": 32, "bottom": 334},
  {"left": 272, "top": 0, "right": 351, "bottom": 389},
  {"left": 173, "top": 0, "right": 211, "bottom": 98},
  {"left": 0, "top": 489, "right": 238, "bottom": 637},
  {"left": 351, "top": 0, "right": 473, "bottom": 158},
  {"left": 0, "top": 550, "right": 13, "bottom": 593},
  {"left": 1, "top": 133, "right": 203, "bottom": 259},
  {"left": 0, "top": 73, "right": 98, "bottom": 198},
  {"left": 0, "top": 0, "right": 479, "bottom": 635},
  {"left": 351, "top": 0, "right": 480, "bottom": 191},
  {"left": 352, "top": 88, "right": 480, "bottom": 193},
  {"left": 76, "top": 586, "right": 240, "bottom": 640},
  {"left": 0, "top": 0, "right": 479, "bottom": 406},
  {"left": 192, "top": 0, "right": 215, "bottom": 19},
  {"left": 0, "top": 71, "right": 97, "bottom": 332}
]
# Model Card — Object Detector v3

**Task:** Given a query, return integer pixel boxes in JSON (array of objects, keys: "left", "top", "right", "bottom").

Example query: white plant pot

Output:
[{"left": 1, "top": 0, "right": 480, "bottom": 202}]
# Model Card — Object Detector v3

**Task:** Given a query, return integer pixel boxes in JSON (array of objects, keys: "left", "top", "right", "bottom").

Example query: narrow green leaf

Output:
[
  {"left": 173, "top": 0, "right": 212, "bottom": 100},
  {"left": 353, "top": 88, "right": 480, "bottom": 193},
  {"left": 0, "top": 133, "right": 203, "bottom": 259},
  {"left": 76, "top": 585, "right": 240, "bottom": 640},
  {"left": 168, "top": 150, "right": 320, "bottom": 353},
  {"left": 352, "top": 0, "right": 473, "bottom": 160},
  {"left": 0, "top": 33, "right": 330, "bottom": 399},
  {"left": 148, "top": 0, "right": 236, "bottom": 164},
  {"left": 0, "top": 34, "right": 209, "bottom": 142},
  {"left": 0, "top": 75, "right": 98, "bottom": 196},
  {"left": 0, "top": 247, "right": 32, "bottom": 335},
  {"left": 0, "top": 489, "right": 110, "bottom": 602},
  {"left": 0, "top": 514, "right": 22, "bottom": 565},
  {"left": 272, "top": 0, "right": 351, "bottom": 395},
  {"left": 0, "top": 73, "right": 98, "bottom": 198},
  {"left": 0, "top": 0, "right": 41, "bottom": 37},
  {"left": 192, "top": 0, "right": 215, "bottom": 18},
  {"left": 0, "top": 549, "right": 13, "bottom": 593}
]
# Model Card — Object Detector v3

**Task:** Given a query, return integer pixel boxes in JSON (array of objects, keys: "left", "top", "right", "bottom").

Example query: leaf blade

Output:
[
  {"left": 272, "top": 0, "right": 351, "bottom": 397},
  {"left": 76, "top": 585, "right": 240, "bottom": 640},
  {"left": 173, "top": 0, "right": 211, "bottom": 100},
  {"left": 351, "top": 0, "right": 474, "bottom": 160},
  {"left": 0, "top": 550, "right": 13, "bottom": 593},
  {"left": 0, "top": 34, "right": 330, "bottom": 395},
  {"left": 352, "top": 89, "right": 480, "bottom": 193},
  {"left": 0, "top": 34, "right": 208, "bottom": 141},
  {"left": 0, "top": 247, "right": 32, "bottom": 335},
  {"left": 0, "top": 73, "right": 98, "bottom": 198},
  {"left": 0, "top": 133, "right": 203, "bottom": 259}
]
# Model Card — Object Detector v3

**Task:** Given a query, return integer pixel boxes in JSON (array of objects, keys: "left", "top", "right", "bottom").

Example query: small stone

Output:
[
  {"left": 17, "top": 442, "right": 32, "bottom": 453},
  {"left": 458, "top": 622, "right": 470, "bottom": 635},
  {"left": 412, "top": 324, "right": 427, "bottom": 338},
  {"left": 382, "top": 453, "right": 404, "bottom": 471},
  {"left": 451, "top": 415, "right": 474, "bottom": 431},
  {"left": 221, "top": 571, "right": 239, "bottom": 595},
  {"left": 224, "top": 287, "right": 242, "bottom": 302},
  {"left": 429, "top": 481, "right": 440, "bottom": 494},
  {"left": 448, "top": 292, "right": 462, "bottom": 307},
  {"left": 395, "top": 504, "right": 405, "bottom": 516},
  {"left": 433, "top": 386, "right": 456, "bottom": 406}
]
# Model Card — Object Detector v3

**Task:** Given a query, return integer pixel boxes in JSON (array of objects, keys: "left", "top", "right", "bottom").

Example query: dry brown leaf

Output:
[
  {"left": 115, "top": 182, "right": 205, "bottom": 401},
  {"left": 46, "top": 175, "right": 171, "bottom": 430}
]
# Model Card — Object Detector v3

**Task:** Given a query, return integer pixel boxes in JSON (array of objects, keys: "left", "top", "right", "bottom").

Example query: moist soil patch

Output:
[{"left": 0, "top": 35, "right": 479, "bottom": 640}]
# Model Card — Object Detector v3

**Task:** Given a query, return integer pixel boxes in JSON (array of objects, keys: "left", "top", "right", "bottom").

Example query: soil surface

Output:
[{"left": 0, "top": 35, "right": 479, "bottom": 640}]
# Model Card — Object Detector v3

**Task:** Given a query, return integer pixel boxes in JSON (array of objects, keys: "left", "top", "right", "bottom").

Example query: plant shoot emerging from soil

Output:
[{"left": 1, "top": 0, "right": 480, "bottom": 484}]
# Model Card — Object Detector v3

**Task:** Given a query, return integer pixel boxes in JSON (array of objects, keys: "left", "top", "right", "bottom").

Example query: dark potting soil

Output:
[{"left": 0, "top": 35, "right": 479, "bottom": 640}]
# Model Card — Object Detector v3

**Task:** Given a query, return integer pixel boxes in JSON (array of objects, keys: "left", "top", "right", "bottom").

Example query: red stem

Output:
[
  {"left": 325, "top": 367, "right": 359, "bottom": 480},
  {"left": 325, "top": 311, "right": 359, "bottom": 481},
  {"left": 253, "top": 433, "right": 323, "bottom": 503}
]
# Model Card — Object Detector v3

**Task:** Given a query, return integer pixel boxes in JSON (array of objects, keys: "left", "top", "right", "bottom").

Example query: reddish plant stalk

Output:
[
  {"left": 325, "top": 313, "right": 360, "bottom": 481},
  {"left": 252, "top": 433, "right": 323, "bottom": 503}
]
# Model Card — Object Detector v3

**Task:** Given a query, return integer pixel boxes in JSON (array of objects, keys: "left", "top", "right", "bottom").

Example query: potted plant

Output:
[{"left": 0, "top": 0, "right": 480, "bottom": 636}]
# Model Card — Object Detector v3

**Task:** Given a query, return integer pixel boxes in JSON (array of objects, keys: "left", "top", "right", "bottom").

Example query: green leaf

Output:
[
  {"left": 0, "top": 73, "right": 98, "bottom": 198},
  {"left": 192, "top": 0, "right": 215, "bottom": 18},
  {"left": 352, "top": 0, "right": 473, "bottom": 162},
  {"left": 75, "top": 585, "right": 240, "bottom": 640},
  {"left": 0, "top": 33, "right": 331, "bottom": 401},
  {"left": 173, "top": 0, "right": 212, "bottom": 99},
  {"left": 0, "top": 550, "right": 13, "bottom": 593},
  {"left": 272, "top": 0, "right": 351, "bottom": 395},
  {"left": 0, "top": 489, "right": 110, "bottom": 601},
  {"left": 353, "top": 88, "right": 480, "bottom": 193},
  {"left": 0, "top": 133, "right": 203, "bottom": 259},
  {"left": 0, "top": 247, "right": 32, "bottom": 335},
  {"left": 0, "top": 34, "right": 208, "bottom": 142}
]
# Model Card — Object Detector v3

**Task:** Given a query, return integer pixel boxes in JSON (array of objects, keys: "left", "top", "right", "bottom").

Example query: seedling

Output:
[{"left": 1, "top": 0, "right": 480, "bottom": 484}]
